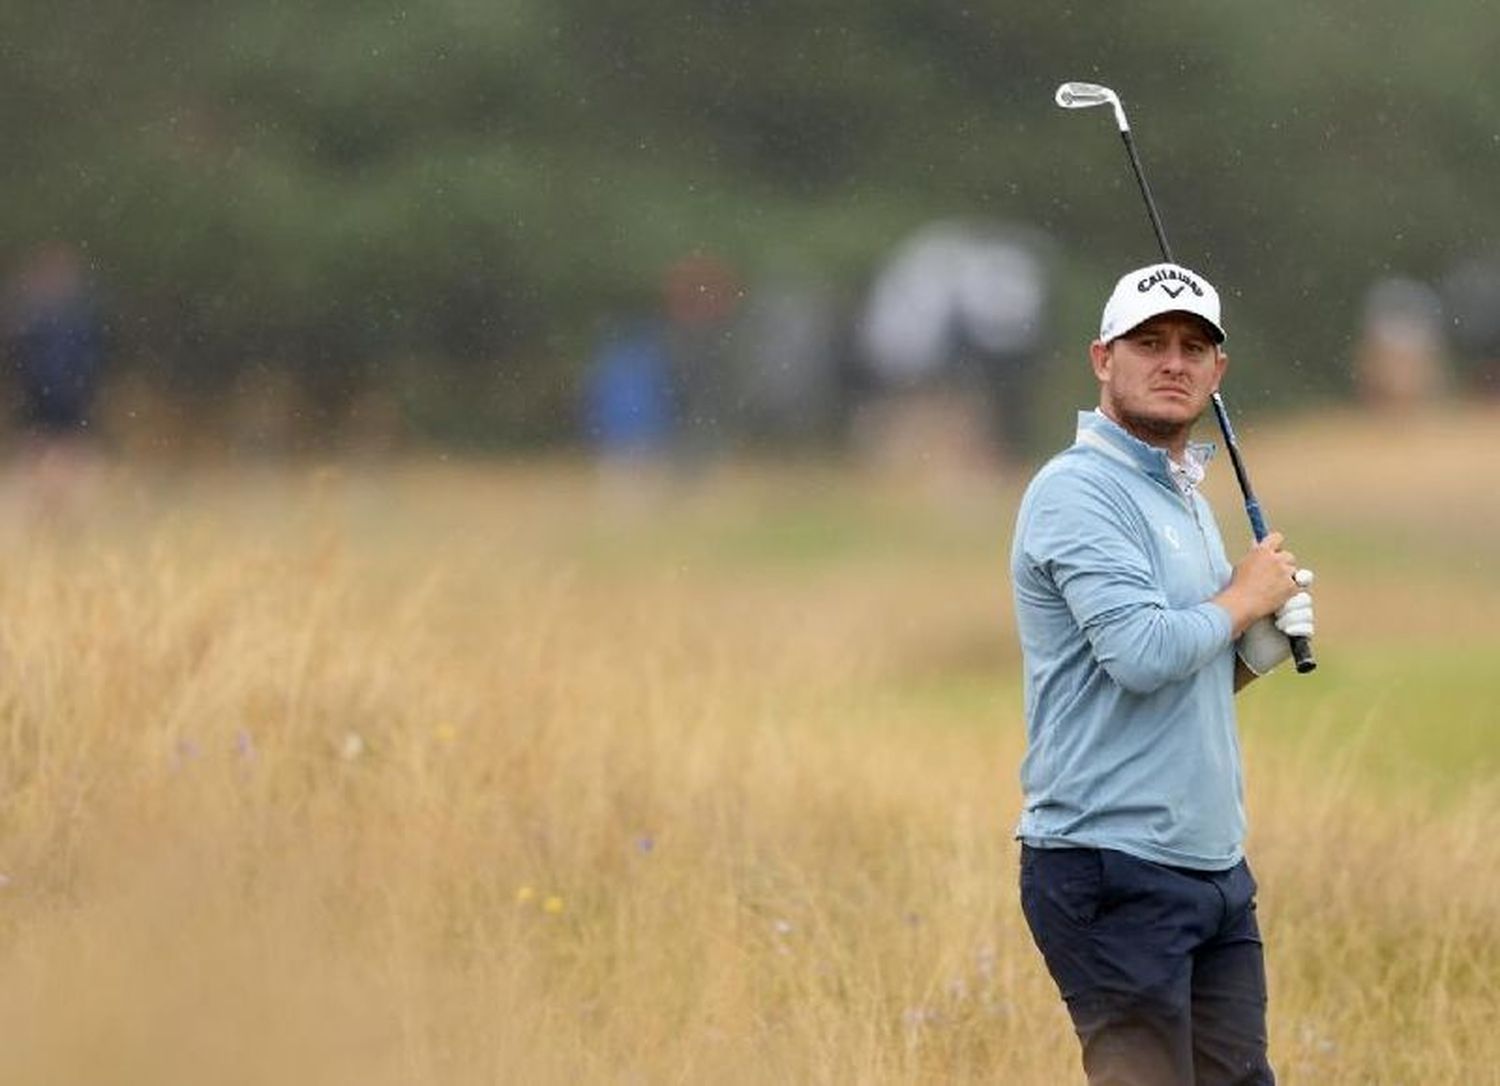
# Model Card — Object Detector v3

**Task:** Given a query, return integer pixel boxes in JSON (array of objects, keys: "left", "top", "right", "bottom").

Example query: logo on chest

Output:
[{"left": 1160, "top": 524, "right": 1182, "bottom": 551}]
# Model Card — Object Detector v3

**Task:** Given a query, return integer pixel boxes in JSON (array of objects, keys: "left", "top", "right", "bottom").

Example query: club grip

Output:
[{"left": 1290, "top": 634, "right": 1316, "bottom": 674}]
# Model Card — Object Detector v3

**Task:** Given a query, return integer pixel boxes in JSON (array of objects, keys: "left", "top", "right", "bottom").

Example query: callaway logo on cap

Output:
[{"left": 1099, "top": 262, "right": 1226, "bottom": 344}]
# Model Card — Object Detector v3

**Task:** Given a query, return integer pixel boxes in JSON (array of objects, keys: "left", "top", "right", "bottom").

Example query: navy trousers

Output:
[{"left": 1019, "top": 845, "right": 1275, "bottom": 1086}]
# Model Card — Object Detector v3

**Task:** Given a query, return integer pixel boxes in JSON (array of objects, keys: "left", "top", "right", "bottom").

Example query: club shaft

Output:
[
  {"left": 1115, "top": 109, "right": 1317, "bottom": 673},
  {"left": 1120, "top": 130, "right": 1175, "bottom": 265},
  {"left": 1209, "top": 394, "right": 1317, "bottom": 673}
]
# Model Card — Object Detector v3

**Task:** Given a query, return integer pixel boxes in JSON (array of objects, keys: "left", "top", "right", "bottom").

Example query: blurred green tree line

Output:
[{"left": 2, "top": 1, "right": 1497, "bottom": 448}]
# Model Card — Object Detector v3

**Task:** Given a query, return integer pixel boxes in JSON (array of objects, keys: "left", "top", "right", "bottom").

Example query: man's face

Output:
[{"left": 1089, "top": 313, "right": 1228, "bottom": 443}]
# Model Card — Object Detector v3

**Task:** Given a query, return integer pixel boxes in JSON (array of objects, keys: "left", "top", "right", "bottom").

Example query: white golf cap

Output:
[{"left": 1099, "top": 262, "right": 1225, "bottom": 344}]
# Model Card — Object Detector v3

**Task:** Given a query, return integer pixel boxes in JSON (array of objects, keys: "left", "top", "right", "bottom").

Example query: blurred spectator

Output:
[
  {"left": 730, "top": 271, "right": 842, "bottom": 446},
  {"left": 857, "top": 220, "right": 1052, "bottom": 469},
  {"left": 582, "top": 315, "right": 674, "bottom": 507},
  {"left": 663, "top": 252, "right": 742, "bottom": 470},
  {"left": 2, "top": 242, "right": 107, "bottom": 521},
  {"left": 1440, "top": 254, "right": 1500, "bottom": 396},
  {"left": 5, "top": 242, "right": 105, "bottom": 440},
  {"left": 1352, "top": 276, "right": 1448, "bottom": 410}
]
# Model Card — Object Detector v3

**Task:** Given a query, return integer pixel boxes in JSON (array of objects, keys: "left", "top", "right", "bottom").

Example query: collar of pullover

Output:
[{"left": 1073, "top": 409, "right": 1216, "bottom": 492}]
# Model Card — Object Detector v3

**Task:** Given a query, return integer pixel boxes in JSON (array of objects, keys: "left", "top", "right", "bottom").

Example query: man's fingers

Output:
[
  {"left": 1278, "top": 612, "right": 1314, "bottom": 637},
  {"left": 1275, "top": 591, "right": 1315, "bottom": 637}
]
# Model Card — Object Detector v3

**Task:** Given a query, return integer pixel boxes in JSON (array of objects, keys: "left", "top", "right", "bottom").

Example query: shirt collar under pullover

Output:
[{"left": 1075, "top": 409, "right": 1215, "bottom": 497}]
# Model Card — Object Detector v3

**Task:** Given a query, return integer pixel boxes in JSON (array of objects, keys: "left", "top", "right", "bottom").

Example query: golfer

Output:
[{"left": 1010, "top": 263, "right": 1315, "bottom": 1085}]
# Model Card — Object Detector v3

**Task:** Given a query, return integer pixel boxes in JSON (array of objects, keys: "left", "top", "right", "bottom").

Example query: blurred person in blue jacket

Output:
[
  {"left": 6, "top": 242, "right": 104, "bottom": 440},
  {"left": 3, "top": 242, "right": 107, "bottom": 521},
  {"left": 1010, "top": 263, "right": 1316, "bottom": 1086},
  {"left": 582, "top": 315, "right": 674, "bottom": 509}
]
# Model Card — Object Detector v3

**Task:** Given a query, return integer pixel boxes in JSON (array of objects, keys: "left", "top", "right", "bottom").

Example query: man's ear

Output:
[
  {"left": 1213, "top": 348, "right": 1229, "bottom": 392},
  {"left": 1089, "top": 339, "right": 1111, "bottom": 382}
]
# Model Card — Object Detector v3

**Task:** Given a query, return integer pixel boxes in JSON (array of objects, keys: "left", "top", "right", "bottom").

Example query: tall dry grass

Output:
[{"left": 0, "top": 411, "right": 1496, "bottom": 1083}]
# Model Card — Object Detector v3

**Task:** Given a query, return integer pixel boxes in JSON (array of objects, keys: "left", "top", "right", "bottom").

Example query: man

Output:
[{"left": 1010, "top": 262, "right": 1315, "bottom": 1085}]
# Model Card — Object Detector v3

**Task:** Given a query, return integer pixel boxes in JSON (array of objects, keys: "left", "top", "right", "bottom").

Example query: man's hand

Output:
[
  {"left": 1237, "top": 568, "right": 1316, "bottom": 676},
  {"left": 1213, "top": 532, "right": 1301, "bottom": 638},
  {"left": 1275, "top": 568, "right": 1315, "bottom": 637}
]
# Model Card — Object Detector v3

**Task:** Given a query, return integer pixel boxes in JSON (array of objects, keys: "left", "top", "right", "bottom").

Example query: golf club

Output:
[{"left": 1055, "top": 80, "right": 1316, "bottom": 674}]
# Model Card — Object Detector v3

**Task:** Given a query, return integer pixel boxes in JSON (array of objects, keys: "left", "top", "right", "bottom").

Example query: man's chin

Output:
[{"left": 1118, "top": 409, "right": 1196, "bottom": 442}]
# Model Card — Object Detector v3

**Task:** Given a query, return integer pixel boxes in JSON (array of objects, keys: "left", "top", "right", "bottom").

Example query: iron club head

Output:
[{"left": 1054, "top": 81, "right": 1129, "bottom": 132}]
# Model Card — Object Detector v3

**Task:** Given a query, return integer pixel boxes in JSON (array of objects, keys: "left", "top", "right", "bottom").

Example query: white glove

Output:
[{"left": 1237, "top": 569, "right": 1316, "bottom": 676}]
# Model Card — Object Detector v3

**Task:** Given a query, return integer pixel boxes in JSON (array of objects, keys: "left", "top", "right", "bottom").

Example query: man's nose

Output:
[{"left": 1158, "top": 342, "right": 1189, "bottom": 370}]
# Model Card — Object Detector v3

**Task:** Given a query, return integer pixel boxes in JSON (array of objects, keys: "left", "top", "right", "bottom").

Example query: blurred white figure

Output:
[
  {"left": 857, "top": 221, "right": 1051, "bottom": 471},
  {"left": 1354, "top": 276, "right": 1447, "bottom": 410}
]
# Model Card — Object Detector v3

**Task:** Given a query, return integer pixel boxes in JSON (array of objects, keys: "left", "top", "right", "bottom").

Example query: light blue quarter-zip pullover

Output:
[{"left": 1011, "top": 410, "right": 1243, "bottom": 869}]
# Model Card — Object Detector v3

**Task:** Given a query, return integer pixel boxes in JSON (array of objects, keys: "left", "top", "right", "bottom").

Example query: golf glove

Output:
[{"left": 1237, "top": 568, "right": 1316, "bottom": 676}]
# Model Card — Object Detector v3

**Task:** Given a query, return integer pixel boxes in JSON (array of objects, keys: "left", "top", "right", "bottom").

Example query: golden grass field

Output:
[{"left": 0, "top": 405, "right": 1497, "bottom": 1084}]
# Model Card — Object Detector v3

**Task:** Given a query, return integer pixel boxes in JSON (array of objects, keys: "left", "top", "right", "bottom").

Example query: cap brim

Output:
[{"left": 1116, "top": 309, "right": 1225, "bottom": 345}]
